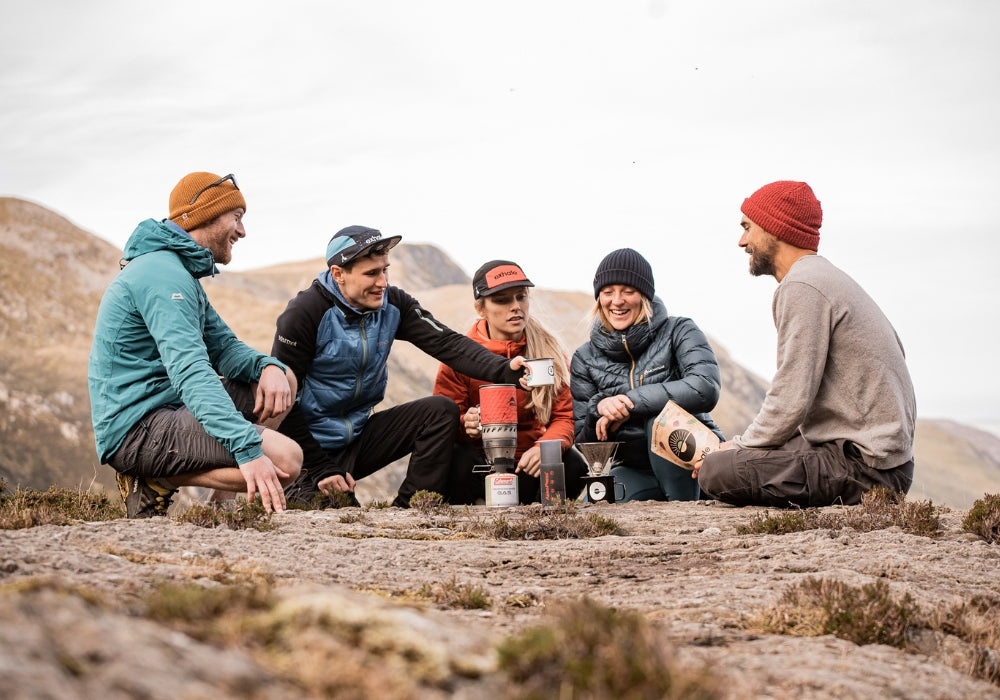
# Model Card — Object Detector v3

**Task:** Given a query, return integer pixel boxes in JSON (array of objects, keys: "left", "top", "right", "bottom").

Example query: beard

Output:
[{"left": 747, "top": 237, "right": 778, "bottom": 277}]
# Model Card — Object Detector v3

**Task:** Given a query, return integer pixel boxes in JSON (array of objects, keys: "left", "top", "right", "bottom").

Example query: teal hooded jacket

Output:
[{"left": 88, "top": 218, "right": 285, "bottom": 465}]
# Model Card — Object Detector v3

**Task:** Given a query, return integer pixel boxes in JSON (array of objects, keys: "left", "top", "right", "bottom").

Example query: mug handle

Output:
[{"left": 614, "top": 480, "right": 626, "bottom": 501}]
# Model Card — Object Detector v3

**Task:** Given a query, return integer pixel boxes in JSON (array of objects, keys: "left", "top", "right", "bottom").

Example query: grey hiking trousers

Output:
[{"left": 697, "top": 434, "right": 914, "bottom": 508}]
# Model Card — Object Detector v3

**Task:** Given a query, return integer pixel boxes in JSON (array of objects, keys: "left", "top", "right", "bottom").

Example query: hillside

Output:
[{"left": 1, "top": 196, "right": 999, "bottom": 507}]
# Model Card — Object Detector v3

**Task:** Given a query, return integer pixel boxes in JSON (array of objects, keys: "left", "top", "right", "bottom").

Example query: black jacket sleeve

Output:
[
  {"left": 271, "top": 281, "right": 329, "bottom": 387},
  {"left": 389, "top": 287, "right": 524, "bottom": 386}
]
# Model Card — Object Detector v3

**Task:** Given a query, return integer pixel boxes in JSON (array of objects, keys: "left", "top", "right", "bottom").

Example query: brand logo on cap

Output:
[{"left": 487, "top": 264, "right": 528, "bottom": 288}]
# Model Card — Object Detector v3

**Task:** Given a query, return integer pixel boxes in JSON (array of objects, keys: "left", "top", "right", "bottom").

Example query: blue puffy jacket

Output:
[
  {"left": 88, "top": 219, "right": 284, "bottom": 465},
  {"left": 272, "top": 271, "right": 525, "bottom": 455}
]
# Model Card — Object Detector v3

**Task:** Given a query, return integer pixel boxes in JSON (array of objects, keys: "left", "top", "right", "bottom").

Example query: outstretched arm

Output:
[{"left": 392, "top": 287, "right": 526, "bottom": 386}]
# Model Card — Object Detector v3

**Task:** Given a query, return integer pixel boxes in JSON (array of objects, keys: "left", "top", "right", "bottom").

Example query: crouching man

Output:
[{"left": 88, "top": 171, "right": 302, "bottom": 517}]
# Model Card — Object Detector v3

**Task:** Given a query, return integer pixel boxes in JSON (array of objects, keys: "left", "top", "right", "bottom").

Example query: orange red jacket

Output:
[{"left": 432, "top": 319, "right": 574, "bottom": 458}]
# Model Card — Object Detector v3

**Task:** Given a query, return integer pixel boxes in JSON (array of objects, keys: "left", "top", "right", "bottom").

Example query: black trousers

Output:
[{"left": 282, "top": 395, "right": 459, "bottom": 507}]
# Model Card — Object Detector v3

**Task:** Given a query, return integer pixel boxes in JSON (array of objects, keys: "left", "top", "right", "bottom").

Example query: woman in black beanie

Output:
[{"left": 570, "top": 248, "right": 724, "bottom": 501}]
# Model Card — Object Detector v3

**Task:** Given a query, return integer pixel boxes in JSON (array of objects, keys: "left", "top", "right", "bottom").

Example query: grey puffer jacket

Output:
[{"left": 570, "top": 298, "right": 724, "bottom": 470}]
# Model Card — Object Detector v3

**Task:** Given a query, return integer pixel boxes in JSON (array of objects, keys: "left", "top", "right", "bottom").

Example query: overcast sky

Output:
[{"left": 2, "top": 1, "right": 999, "bottom": 433}]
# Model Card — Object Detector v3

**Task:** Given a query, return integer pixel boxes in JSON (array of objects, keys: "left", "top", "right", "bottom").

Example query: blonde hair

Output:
[
  {"left": 475, "top": 293, "right": 569, "bottom": 426},
  {"left": 591, "top": 294, "right": 654, "bottom": 331}
]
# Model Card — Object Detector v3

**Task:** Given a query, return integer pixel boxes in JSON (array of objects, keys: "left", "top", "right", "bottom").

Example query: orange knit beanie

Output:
[{"left": 168, "top": 172, "right": 246, "bottom": 231}]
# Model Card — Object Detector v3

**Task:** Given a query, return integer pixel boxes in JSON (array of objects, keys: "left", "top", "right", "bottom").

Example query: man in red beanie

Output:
[
  {"left": 693, "top": 180, "right": 916, "bottom": 507},
  {"left": 89, "top": 172, "right": 302, "bottom": 517}
]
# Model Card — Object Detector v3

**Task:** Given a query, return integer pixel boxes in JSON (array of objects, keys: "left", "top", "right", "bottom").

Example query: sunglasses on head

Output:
[{"left": 188, "top": 173, "right": 239, "bottom": 205}]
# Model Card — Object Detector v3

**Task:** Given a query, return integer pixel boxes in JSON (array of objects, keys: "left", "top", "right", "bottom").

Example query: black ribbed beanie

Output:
[{"left": 592, "top": 248, "right": 655, "bottom": 299}]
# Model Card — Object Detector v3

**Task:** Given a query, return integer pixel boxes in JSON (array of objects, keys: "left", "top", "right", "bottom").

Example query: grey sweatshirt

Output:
[{"left": 735, "top": 255, "right": 916, "bottom": 470}]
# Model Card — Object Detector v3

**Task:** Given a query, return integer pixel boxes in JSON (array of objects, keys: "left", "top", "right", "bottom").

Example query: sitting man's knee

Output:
[{"left": 696, "top": 453, "right": 727, "bottom": 496}]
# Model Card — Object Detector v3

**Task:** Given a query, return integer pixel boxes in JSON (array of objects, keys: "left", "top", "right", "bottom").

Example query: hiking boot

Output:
[{"left": 116, "top": 472, "right": 176, "bottom": 519}]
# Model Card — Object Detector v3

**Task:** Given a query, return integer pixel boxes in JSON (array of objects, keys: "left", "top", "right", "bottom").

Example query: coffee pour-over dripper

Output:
[
  {"left": 575, "top": 442, "right": 626, "bottom": 503},
  {"left": 576, "top": 441, "right": 621, "bottom": 476}
]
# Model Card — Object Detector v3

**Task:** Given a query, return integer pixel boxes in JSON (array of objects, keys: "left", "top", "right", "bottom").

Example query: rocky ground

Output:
[{"left": 2, "top": 499, "right": 999, "bottom": 699}]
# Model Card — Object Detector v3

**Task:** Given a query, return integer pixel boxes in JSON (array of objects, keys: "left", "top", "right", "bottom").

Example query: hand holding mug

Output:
[
  {"left": 463, "top": 406, "right": 482, "bottom": 438},
  {"left": 508, "top": 356, "right": 531, "bottom": 391}
]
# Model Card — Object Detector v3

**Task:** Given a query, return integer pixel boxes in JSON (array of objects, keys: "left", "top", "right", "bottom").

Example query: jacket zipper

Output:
[
  {"left": 338, "top": 310, "right": 373, "bottom": 444},
  {"left": 355, "top": 312, "right": 370, "bottom": 401},
  {"left": 622, "top": 334, "right": 637, "bottom": 389}
]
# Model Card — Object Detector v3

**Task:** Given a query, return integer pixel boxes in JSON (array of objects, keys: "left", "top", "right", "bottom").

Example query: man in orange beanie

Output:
[
  {"left": 693, "top": 180, "right": 916, "bottom": 507},
  {"left": 88, "top": 172, "right": 302, "bottom": 518}
]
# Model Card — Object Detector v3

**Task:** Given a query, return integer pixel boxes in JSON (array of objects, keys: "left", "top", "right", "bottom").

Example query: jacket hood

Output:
[
  {"left": 469, "top": 318, "right": 526, "bottom": 358},
  {"left": 122, "top": 219, "right": 218, "bottom": 278}
]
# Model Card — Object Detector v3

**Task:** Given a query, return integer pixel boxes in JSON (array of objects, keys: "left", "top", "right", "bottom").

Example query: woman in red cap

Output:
[{"left": 433, "top": 260, "right": 586, "bottom": 504}]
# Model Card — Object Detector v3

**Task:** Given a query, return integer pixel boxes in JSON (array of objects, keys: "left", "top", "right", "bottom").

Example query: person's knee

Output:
[
  {"left": 266, "top": 432, "right": 303, "bottom": 484},
  {"left": 422, "top": 395, "right": 460, "bottom": 424},
  {"left": 696, "top": 453, "right": 728, "bottom": 496}
]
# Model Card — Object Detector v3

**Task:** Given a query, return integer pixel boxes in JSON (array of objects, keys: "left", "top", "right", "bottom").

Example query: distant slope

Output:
[
  {"left": 2, "top": 195, "right": 999, "bottom": 509},
  {"left": 910, "top": 420, "right": 1000, "bottom": 508},
  {"left": 0, "top": 198, "right": 119, "bottom": 491}
]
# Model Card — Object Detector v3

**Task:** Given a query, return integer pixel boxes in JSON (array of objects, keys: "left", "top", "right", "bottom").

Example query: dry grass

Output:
[
  {"left": 458, "top": 501, "right": 623, "bottom": 540},
  {"left": 929, "top": 594, "right": 1000, "bottom": 684},
  {"left": 0, "top": 481, "right": 123, "bottom": 528},
  {"left": 137, "top": 578, "right": 498, "bottom": 698},
  {"left": 144, "top": 581, "right": 276, "bottom": 641},
  {"left": 175, "top": 499, "right": 277, "bottom": 531},
  {"left": 738, "top": 487, "right": 941, "bottom": 538},
  {"left": 0, "top": 481, "right": 277, "bottom": 532},
  {"left": 751, "top": 577, "right": 917, "bottom": 647},
  {"left": 749, "top": 578, "right": 1000, "bottom": 686},
  {"left": 408, "top": 489, "right": 445, "bottom": 514},
  {"left": 497, "top": 597, "right": 721, "bottom": 699},
  {"left": 416, "top": 574, "right": 492, "bottom": 610},
  {"left": 962, "top": 493, "right": 1000, "bottom": 543},
  {"left": 287, "top": 489, "right": 358, "bottom": 510}
]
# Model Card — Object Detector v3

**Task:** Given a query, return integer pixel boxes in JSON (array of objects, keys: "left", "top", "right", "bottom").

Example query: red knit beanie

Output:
[{"left": 741, "top": 181, "right": 822, "bottom": 251}]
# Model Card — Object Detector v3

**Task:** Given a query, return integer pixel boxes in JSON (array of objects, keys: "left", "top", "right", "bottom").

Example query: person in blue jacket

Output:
[
  {"left": 571, "top": 248, "right": 724, "bottom": 502},
  {"left": 88, "top": 171, "right": 303, "bottom": 518},
  {"left": 272, "top": 225, "right": 528, "bottom": 508}
]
